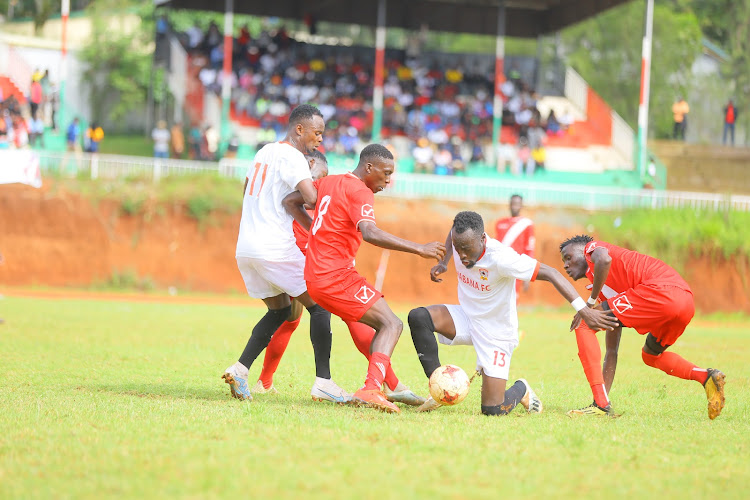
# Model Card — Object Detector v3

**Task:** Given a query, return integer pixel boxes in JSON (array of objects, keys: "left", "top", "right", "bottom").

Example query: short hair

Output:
[
  {"left": 358, "top": 143, "right": 394, "bottom": 165},
  {"left": 307, "top": 148, "right": 327, "bottom": 164},
  {"left": 289, "top": 104, "right": 323, "bottom": 127},
  {"left": 510, "top": 194, "right": 523, "bottom": 201},
  {"left": 453, "top": 211, "right": 484, "bottom": 235},
  {"left": 559, "top": 234, "right": 594, "bottom": 252}
]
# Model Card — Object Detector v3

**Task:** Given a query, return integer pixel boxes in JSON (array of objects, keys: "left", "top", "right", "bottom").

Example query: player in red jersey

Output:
[
  {"left": 254, "top": 150, "right": 425, "bottom": 407},
  {"left": 495, "top": 194, "right": 535, "bottom": 301},
  {"left": 560, "top": 235, "right": 726, "bottom": 419},
  {"left": 284, "top": 144, "right": 446, "bottom": 413}
]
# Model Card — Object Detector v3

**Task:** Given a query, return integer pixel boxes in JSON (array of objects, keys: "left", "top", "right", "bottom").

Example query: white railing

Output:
[
  {"left": 28, "top": 151, "right": 750, "bottom": 212},
  {"left": 564, "top": 66, "right": 588, "bottom": 116},
  {"left": 611, "top": 110, "right": 635, "bottom": 166}
]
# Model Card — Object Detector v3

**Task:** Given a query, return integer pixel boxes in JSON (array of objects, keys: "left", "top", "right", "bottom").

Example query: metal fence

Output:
[{"left": 33, "top": 151, "right": 750, "bottom": 212}]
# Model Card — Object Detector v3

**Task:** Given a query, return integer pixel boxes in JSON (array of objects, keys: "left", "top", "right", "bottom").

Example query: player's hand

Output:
[
  {"left": 569, "top": 311, "right": 582, "bottom": 331},
  {"left": 419, "top": 241, "right": 446, "bottom": 262},
  {"left": 430, "top": 262, "right": 448, "bottom": 282},
  {"left": 575, "top": 307, "right": 619, "bottom": 332}
]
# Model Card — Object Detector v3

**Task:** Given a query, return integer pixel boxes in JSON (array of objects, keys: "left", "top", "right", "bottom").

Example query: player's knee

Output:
[
  {"left": 481, "top": 404, "right": 510, "bottom": 416},
  {"left": 269, "top": 305, "right": 293, "bottom": 321},
  {"left": 306, "top": 304, "right": 329, "bottom": 318},
  {"left": 641, "top": 348, "right": 659, "bottom": 367},
  {"left": 408, "top": 307, "right": 435, "bottom": 332}
]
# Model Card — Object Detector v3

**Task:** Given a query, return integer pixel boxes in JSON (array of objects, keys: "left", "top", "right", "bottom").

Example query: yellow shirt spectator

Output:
[
  {"left": 672, "top": 99, "right": 689, "bottom": 123},
  {"left": 445, "top": 68, "right": 463, "bottom": 83}
]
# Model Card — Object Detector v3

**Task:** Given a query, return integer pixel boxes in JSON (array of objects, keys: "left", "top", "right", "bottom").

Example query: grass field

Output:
[{"left": 1, "top": 294, "right": 749, "bottom": 499}]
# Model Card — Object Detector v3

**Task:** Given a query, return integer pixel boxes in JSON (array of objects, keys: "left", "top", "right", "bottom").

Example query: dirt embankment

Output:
[{"left": 1, "top": 183, "right": 748, "bottom": 313}]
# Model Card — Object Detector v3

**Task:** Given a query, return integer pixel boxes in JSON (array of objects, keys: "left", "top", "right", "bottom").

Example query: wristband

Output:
[
  {"left": 571, "top": 297, "right": 586, "bottom": 312},
  {"left": 587, "top": 296, "right": 597, "bottom": 306}
]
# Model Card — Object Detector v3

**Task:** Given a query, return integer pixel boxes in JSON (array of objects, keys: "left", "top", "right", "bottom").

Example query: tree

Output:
[
  {"left": 559, "top": 2, "right": 702, "bottom": 138},
  {"left": 78, "top": 0, "right": 163, "bottom": 128}
]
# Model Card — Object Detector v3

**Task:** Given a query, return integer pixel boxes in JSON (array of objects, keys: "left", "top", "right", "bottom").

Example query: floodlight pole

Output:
[
  {"left": 221, "top": 0, "right": 234, "bottom": 144},
  {"left": 636, "top": 0, "right": 654, "bottom": 182},
  {"left": 492, "top": 1, "right": 506, "bottom": 151},
  {"left": 371, "top": 0, "right": 386, "bottom": 143},
  {"left": 59, "top": 0, "right": 69, "bottom": 132}
]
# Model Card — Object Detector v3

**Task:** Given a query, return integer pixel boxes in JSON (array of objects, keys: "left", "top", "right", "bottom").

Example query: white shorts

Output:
[
  {"left": 236, "top": 254, "right": 307, "bottom": 299},
  {"left": 438, "top": 304, "right": 517, "bottom": 380}
]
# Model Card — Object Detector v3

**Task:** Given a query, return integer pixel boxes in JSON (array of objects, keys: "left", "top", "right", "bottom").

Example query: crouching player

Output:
[{"left": 409, "top": 211, "right": 619, "bottom": 415}]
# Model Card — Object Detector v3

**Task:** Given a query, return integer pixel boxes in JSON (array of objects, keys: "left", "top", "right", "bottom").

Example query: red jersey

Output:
[
  {"left": 584, "top": 241, "right": 691, "bottom": 300},
  {"left": 292, "top": 211, "right": 312, "bottom": 255},
  {"left": 495, "top": 216, "right": 535, "bottom": 257},
  {"left": 305, "top": 173, "right": 376, "bottom": 281}
]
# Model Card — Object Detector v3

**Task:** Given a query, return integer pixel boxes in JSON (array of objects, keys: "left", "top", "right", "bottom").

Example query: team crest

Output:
[
  {"left": 612, "top": 295, "right": 633, "bottom": 314},
  {"left": 354, "top": 285, "right": 376, "bottom": 304},
  {"left": 361, "top": 204, "right": 375, "bottom": 218},
  {"left": 478, "top": 268, "right": 489, "bottom": 281}
]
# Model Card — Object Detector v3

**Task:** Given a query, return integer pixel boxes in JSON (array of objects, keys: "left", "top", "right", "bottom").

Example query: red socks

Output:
[
  {"left": 364, "top": 352, "right": 391, "bottom": 391},
  {"left": 346, "top": 320, "right": 400, "bottom": 390},
  {"left": 258, "top": 317, "right": 301, "bottom": 389},
  {"left": 575, "top": 323, "right": 610, "bottom": 408},
  {"left": 642, "top": 350, "right": 709, "bottom": 384}
]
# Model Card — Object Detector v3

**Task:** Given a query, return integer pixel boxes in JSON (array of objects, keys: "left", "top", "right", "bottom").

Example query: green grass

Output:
[
  {"left": 1, "top": 295, "right": 749, "bottom": 499},
  {"left": 98, "top": 135, "right": 155, "bottom": 158}
]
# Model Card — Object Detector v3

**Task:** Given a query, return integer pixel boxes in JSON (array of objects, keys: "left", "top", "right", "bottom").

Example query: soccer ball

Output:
[{"left": 428, "top": 364, "right": 471, "bottom": 405}]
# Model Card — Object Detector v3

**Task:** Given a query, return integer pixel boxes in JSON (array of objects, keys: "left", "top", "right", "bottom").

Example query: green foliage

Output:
[
  {"left": 100, "top": 268, "right": 155, "bottom": 291},
  {"left": 2, "top": 296, "right": 749, "bottom": 498},
  {"left": 587, "top": 208, "right": 750, "bottom": 271},
  {"left": 78, "top": 0, "right": 162, "bottom": 126},
  {"left": 560, "top": 2, "right": 703, "bottom": 138}
]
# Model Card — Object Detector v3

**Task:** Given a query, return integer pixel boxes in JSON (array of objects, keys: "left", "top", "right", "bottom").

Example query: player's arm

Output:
[
  {"left": 359, "top": 221, "right": 445, "bottom": 261},
  {"left": 587, "top": 247, "right": 611, "bottom": 306},
  {"left": 602, "top": 326, "right": 622, "bottom": 393},
  {"left": 535, "top": 263, "right": 619, "bottom": 332},
  {"left": 282, "top": 190, "right": 314, "bottom": 231},
  {"left": 295, "top": 178, "right": 317, "bottom": 208},
  {"left": 430, "top": 229, "right": 453, "bottom": 283}
]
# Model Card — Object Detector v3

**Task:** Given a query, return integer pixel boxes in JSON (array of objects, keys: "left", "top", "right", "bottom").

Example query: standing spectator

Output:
[
  {"left": 66, "top": 117, "right": 81, "bottom": 151},
  {"left": 723, "top": 99, "right": 738, "bottom": 146},
  {"left": 170, "top": 122, "right": 185, "bottom": 158},
  {"left": 517, "top": 137, "right": 532, "bottom": 176},
  {"left": 28, "top": 112, "right": 45, "bottom": 148},
  {"left": 204, "top": 124, "right": 219, "bottom": 160},
  {"left": 29, "top": 78, "right": 43, "bottom": 118},
  {"left": 151, "top": 120, "right": 171, "bottom": 158},
  {"left": 412, "top": 137, "right": 434, "bottom": 174},
  {"left": 85, "top": 122, "right": 104, "bottom": 153},
  {"left": 188, "top": 122, "right": 202, "bottom": 159},
  {"left": 672, "top": 96, "right": 689, "bottom": 141}
]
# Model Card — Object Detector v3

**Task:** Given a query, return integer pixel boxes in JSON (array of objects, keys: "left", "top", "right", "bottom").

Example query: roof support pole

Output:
[
  {"left": 221, "top": 0, "right": 234, "bottom": 143},
  {"left": 59, "top": 0, "right": 69, "bottom": 132},
  {"left": 371, "top": 0, "right": 386, "bottom": 143},
  {"left": 492, "top": 1, "right": 506, "bottom": 152},
  {"left": 636, "top": 0, "right": 654, "bottom": 181}
]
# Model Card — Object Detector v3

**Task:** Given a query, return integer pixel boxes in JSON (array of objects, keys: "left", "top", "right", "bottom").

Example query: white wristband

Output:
[
  {"left": 587, "top": 296, "right": 597, "bottom": 306},
  {"left": 571, "top": 297, "right": 586, "bottom": 312}
]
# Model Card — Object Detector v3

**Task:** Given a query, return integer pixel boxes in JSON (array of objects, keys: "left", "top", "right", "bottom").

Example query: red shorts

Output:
[
  {"left": 606, "top": 284, "right": 694, "bottom": 347},
  {"left": 306, "top": 270, "right": 384, "bottom": 323}
]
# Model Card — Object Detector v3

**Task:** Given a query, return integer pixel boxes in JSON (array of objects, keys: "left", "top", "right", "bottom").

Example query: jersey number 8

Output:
[{"left": 311, "top": 195, "right": 331, "bottom": 235}]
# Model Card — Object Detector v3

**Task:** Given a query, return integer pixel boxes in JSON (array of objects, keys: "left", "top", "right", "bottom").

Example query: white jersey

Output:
[
  {"left": 453, "top": 235, "right": 539, "bottom": 342},
  {"left": 236, "top": 141, "right": 312, "bottom": 261}
]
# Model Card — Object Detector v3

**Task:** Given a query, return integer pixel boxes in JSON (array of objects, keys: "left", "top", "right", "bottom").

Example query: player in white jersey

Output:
[
  {"left": 223, "top": 104, "right": 349, "bottom": 404},
  {"left": 408, "top": 211, "right": 619, "bottom": 415}
]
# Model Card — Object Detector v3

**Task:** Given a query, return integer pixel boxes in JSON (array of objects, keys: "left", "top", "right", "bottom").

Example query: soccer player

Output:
[
  {"left": 409, "top": 211, "right": 619, "bottom": 415},
  {"left": 284, "top": 144, "right": 446, "bottom": 413},
  {"left": 495, "top": 194, "right": 535, "bottom": 300},
  {"left": 223, "top": 104, "right": 347, "bottom": 403},
  {"left": 253, "top": 150, "right": 424, "bottom": 407},
  {"left": 559, "top": 235, "right": 726, "bottom": 419}
]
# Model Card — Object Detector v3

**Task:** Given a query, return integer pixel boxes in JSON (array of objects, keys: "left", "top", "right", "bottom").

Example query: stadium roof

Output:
[{"left": 158, "top": 0, "right": 630, "bottom": 38}]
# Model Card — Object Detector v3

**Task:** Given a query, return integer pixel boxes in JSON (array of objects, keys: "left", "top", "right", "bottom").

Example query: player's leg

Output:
[
  {"left": 475, "top": 339, "right": 541, "bottom": 416},
  {"left": 603, "top": 325, "right": 622, "bottom": 394},
  {"left": 350, "top": 298, "right": 407, "bottom": 413},
  {"left": 255, "top": 299, "right": 305, "bottom": 393},
  {"left": 571, "top": 320, "right": 612, "bottom": 411},
  {"left": 407, "top": 305, "right": 456, "bottom": 379},
  {"left": 345, "top": 319, "right": 425, "bottom": 406},
  {"left": 224, "top": 292, "right": 292, "bottom": 401},
  {"left": 295, "top": 291, "right": 352, "bottom": 404}
]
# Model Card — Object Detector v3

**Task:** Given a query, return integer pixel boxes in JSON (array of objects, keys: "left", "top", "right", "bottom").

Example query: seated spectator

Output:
[
  {"left": 517, "top": 137, "right": 533, "bottom": 176},
  {"left": 559, "top": 108, "right": 574, "bottom": 131},
  {"left": 546, "top": 109, "right": 562, "bottom": 136},
  {"left": 496, "top": 142, "right": 516, "bottom": 175},
  {"left": 413, "top": 137, "right": 434, "bottom": 174},
  {"left": 433, "top": 145, "right": 453, "bottom": 175},
  {"left": 28, "top": 112, "right": 45, "bottom": 148}
]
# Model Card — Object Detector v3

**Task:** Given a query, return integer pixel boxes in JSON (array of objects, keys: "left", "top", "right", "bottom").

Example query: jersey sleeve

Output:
[
  {"left": 583, "top": 240, "right": 601, "bottom": 264},
  {"left": 524, "top": 224, "right": 535, "bottom": 258},
  {"left": 280, "top": 151, "right": 312, "bottom": 190},
  {"left": 494, "top": 246, "right": 538, "bottom": 281},
  {"left": 347, "top": 186, "right": 376, "bottom": 230}
]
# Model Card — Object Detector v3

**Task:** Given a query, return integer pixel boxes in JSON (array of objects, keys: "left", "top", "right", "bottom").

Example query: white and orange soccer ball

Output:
[{"left": 428, "top": 364, "right": 471, "bottom": 405}]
